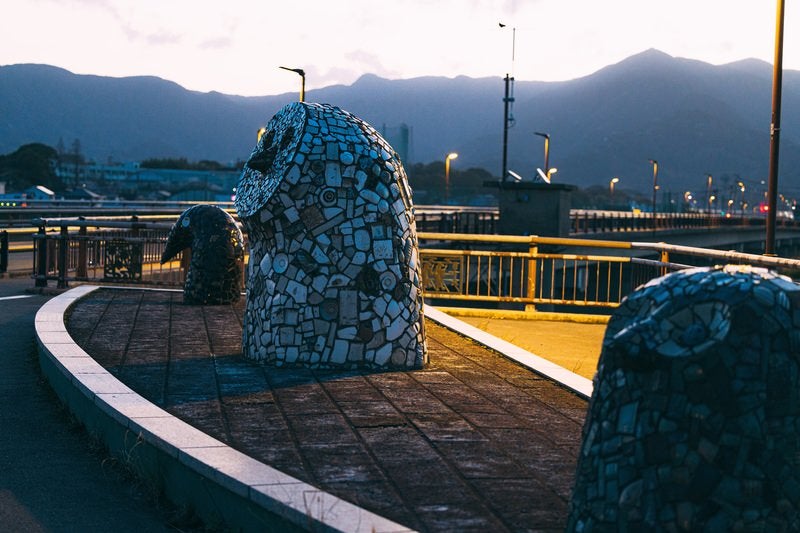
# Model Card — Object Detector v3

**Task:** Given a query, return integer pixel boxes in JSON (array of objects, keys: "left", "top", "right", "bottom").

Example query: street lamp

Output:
[
  {"left": 535, "top": 132, "right": 550, "bottom": 176},
  {"left": 649, "top": 159, "right": 659, "bottom": 216},
  {"left": 279, "top": 66, "right": 306, "bottom": 102},
  {"left": 444, "top": 152, "right": 458, "bottom": 204},
  {"left": 536, "top": 167, "right": 557, "bottom": 183},
  {"left": 706, "top": 174, "right": 713, "bottom": 215},
  {"left": 738, "top": 181, "right": 746, "bottom": 218},
  {"left": 610, "top": 177, "right": 620, "bottom": 196}
]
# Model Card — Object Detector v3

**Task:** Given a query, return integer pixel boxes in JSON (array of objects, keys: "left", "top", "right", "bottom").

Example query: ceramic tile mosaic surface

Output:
[
  {"left": 568, "top": 264, "right": 800, "bottom": 531},
  {"left": 234, "top": 102, "right": 427, "bottom": 369},
  {"left": 161, "top": 204, "right": 244, "bottom": 304}
]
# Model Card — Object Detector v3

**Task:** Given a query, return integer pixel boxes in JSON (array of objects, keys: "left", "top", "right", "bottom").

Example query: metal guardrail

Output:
[
  {"left": 414, "top": 206, "right": 499, "bottom": 234},
  {"left": 26, "top": 218, "right": 800, "bottom": 312},
  {"left": 31, "top": 217, "right": 191, "bottom": 288},
  {"left": 569, "top": 210, "right": 800, "bottom": 234},
  {"left": 417, "top": 232, "right": 800, "bottom": 309}
]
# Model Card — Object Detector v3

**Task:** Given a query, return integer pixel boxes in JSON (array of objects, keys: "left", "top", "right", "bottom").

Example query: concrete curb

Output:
[
  {"left": 434, "top": 306, "right": 610, "bottom": 324},
  {"left": 35, "top": 285, "right": 414, "bottom": 533},
  {"left": 425, "top": 306, "right": 594, "bottom": 399}
]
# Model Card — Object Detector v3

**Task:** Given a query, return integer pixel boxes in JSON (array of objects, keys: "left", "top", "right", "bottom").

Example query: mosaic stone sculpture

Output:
[
  {"left": 161, "top": 205, "right": 245, "bottom": 305},
  {"left": 234, "top": 102, "right": 427, "bottom": 369},
  {"left": 568, "top": 265, "right": 800, "bottom": 531}
]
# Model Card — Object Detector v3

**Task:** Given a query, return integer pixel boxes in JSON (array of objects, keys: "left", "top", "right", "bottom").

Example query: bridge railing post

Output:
[
  {"left": 77, "top": 217, "right": 88, "bottom": 279},
  {"left": 526, "top": 239, "right": 538, "bottom": 312},
  {"left": 660, "top": 249, "right": 670, "bottom": 277},
  {"left": 34, "top": 224, "right": 48, "bottom": 287},
  {"left": 57, "top": 224, "right": 69, "bottom": 289},
  {"left": 0, "top": 230, "right": 7, "bottom": 274}
]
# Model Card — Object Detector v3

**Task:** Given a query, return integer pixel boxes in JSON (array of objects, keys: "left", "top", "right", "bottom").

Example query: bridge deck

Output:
[{"left": 65, "top": 288, "right": 586, "bottom": 532}]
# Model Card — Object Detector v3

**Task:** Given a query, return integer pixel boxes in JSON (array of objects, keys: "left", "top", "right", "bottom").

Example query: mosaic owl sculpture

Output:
[
  {"left": 234, "top": 102, "right": 427, "bottom": 369},
  {"left": 161, "top": 205, "right": 244, "bottom": 304},
  {"left": 568, "top": 265, "right": 800, "bottom": 531}
]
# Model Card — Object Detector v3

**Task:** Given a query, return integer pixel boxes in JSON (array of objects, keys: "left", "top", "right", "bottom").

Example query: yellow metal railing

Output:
[
  {"left": 416, "top": 232, "right": 800, "bottom": 310},
  {"left": 417, "top": 232, "right": 642, "bottom": 308},
  {"left": 25, "top": 221, "right": 800, "bottom": 310},
  {"left": 419, "top": 246, "right": 636, "bottom": 308}
]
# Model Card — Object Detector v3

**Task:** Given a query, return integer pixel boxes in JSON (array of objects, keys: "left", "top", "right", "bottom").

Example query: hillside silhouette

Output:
[{"left": 1, "top": 49, "right": 798, "bottom": 195}]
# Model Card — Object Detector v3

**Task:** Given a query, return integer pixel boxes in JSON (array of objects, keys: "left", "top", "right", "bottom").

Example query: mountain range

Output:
[{"left": 1, "top": 49, "right": 799, "bottom": 196}]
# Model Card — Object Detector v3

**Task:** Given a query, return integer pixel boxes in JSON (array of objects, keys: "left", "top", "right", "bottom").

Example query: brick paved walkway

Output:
[{"left": 66, "top": 288, "right": 587, "bottom": 532}]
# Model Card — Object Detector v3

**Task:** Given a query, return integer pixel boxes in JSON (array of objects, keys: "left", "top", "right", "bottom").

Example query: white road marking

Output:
[{"left": 0, "top": 295, "right": 34, "bottom": 301}]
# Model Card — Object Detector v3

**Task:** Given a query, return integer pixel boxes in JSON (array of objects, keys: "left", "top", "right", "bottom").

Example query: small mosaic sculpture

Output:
[
  {"left": 234, "top": 102, "right": 427, "bottom": 369},
  {"left": 161, "top": 205, "right": 244, "bottom": 304},
  {"left": 568, "top": 265, "right": 800, "bottom": 531}
]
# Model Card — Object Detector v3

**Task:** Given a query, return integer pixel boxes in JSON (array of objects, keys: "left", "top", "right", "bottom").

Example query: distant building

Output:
[
  {"left": 63, "top": 187, "right": 104, "bottom": 201},
  {"left": 0, "top": 185, "right": 56, "bottom": 205},
  {"left": 24, "top": 185, "right": 56, "bottom": 200},
  {"left": 381, "top": 123, "right": 412, "bottom": 165},
  {"left": 55, "top": 161, "right": 241, "bottom": 191}
]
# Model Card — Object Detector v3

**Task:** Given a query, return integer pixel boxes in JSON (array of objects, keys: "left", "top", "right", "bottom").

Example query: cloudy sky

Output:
[{"left": 2, "top": 0, "right": 798, "bottom": 96}]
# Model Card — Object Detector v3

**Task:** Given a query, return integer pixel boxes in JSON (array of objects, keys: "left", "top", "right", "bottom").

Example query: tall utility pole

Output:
[
  {"left": 500, "top": 24, "right": 515, "bottom": 182},
  {"left": 502, "top": 74, "right": 514, "bottom": 182},
  {"left": 766, "top": 0, "right": 785, "bottom": 255}
]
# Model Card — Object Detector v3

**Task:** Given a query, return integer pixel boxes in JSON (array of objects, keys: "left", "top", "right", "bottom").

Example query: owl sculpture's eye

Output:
[
  {"left": 652, "top": 302, "right": 731, "bottom": 357},
  {"left": 611, "top": 300, "right": 731, "bottom": 359},
  {"left": 246, "top": 130, "right": 278, "bottom": 174}
]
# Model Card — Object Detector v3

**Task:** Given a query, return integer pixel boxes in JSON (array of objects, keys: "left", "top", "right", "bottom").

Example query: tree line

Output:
[{"left": 0, "top": 142, "right": 646, "bottom": 210}]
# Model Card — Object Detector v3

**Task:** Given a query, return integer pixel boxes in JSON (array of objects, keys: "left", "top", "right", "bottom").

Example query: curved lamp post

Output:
[
  {"left": 610, "top": 177, "right": 620, "bottom": 196},
  {"left": 444, "top": 152, "right": 458, "bottom": 204},
  {"left": 279, "top": 66, "right": 306, "bottom": 102},
  {"left": 535, "top": 132, "right": 550, "bottom": 176},
  {"left": 649, "top": 159, "right": 659, "bottom": 215}
]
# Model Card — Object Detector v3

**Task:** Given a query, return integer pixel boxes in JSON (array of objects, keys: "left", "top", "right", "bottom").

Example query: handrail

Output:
[
  {"left": 417, "top": 232, "right": 633, "bottom": 249},
  {"left": 418, "top": 232, "right": 800, "bottom": 270},
  {"left": 22, "top": 221, "right": 800, "bottom": 311},
  {"left": 33, "top": 217, "right": 176, "bottom": 230},
  {"left": 631, "top": 241, "right": 800, "bottom": 270}
]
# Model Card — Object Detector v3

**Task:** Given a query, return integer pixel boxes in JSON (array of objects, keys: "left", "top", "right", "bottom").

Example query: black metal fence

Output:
[{"left": 32, "top": 218, "right": 191, "bottom": 288}]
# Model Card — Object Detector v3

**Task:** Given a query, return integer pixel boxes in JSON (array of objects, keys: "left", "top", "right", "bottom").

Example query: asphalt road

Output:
[{"left": 0, "top": 278, "right": 180, "bottom": 532}]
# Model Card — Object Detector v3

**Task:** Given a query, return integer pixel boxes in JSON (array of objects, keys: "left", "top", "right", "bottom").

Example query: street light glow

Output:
[
  {"left": 444, "top": 152, "right": 459, "bottom": 204},
  {"left": 649, "top": 159, "right": 659, "bottom": 215},
  {"left": 535, "top": 132, "right": 551, "bottom": 175}
]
